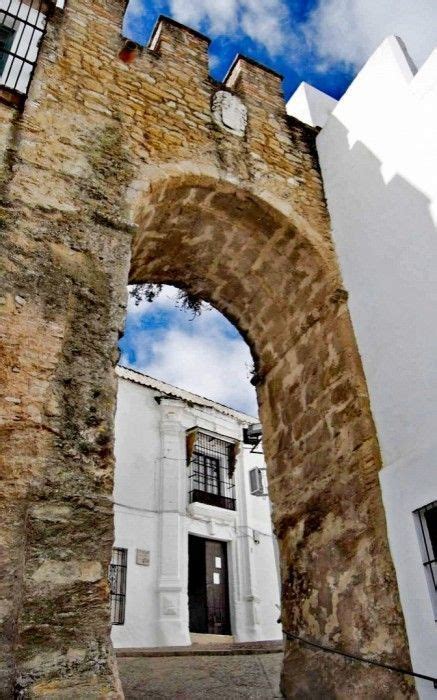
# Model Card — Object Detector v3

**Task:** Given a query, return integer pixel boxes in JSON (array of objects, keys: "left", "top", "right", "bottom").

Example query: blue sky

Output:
[
  {"left": 124, "top": 0, "right": 436, "bottom": 100},
  {"left": 120, "top": 1, "right": 436, "bottom": 413},
  {"left": 124, "top": 0, "right": 352, "bottom": 100}
]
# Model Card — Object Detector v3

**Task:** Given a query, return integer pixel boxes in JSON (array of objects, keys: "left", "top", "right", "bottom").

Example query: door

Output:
[
  {"left": 205, "top": 539, "right": 231, "bottom": 634},
  {"left": 188, "top": 536, "right": 231, "bottom": 635}
]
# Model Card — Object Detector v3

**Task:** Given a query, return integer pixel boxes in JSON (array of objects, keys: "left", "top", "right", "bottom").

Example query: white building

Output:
[
  {"left": 111, "top": 366, "right": 282, "bottom": 649},
  {"left": 288, "top": 35, "right": 437, "bottom": 699}
]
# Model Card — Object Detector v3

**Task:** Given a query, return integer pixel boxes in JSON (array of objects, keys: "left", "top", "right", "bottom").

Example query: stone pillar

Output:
[{"left": 157, "top": 399, "right": 191, "bottom": 646}]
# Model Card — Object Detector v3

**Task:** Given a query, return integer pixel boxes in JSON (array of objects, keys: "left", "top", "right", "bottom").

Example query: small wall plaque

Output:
[{"left": 136, "top": 549, "right": 150, "bottom": 566}]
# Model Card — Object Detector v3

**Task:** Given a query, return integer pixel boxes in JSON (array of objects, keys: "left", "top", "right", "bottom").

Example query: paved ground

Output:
[{"left": 118, "top": 652, "right": 283, "bottom": 699}]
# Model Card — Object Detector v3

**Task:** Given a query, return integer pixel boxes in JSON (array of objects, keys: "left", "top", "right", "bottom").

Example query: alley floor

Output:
[{"left": 118, "top": 652, "right": 283, "bottom": 699}]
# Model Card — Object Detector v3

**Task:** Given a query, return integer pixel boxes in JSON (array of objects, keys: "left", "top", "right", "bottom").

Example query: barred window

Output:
[
  {"left": 0, "top": 25, "right": 15, "bottom": 74},
  {"left": 187, "top": 430, "right": 238, "bottom": 511},
  {"left": 415, "top": 501, "right": 437, "bottom": 616},
  {"left": 0, "top": 0, "right": 50, "bottom": 96},
  {"left": 193, "top": 452, "right": 220, "bottom": 495},
  {"left": 109, "top": 548, "right": 127, "bottom": 625}
]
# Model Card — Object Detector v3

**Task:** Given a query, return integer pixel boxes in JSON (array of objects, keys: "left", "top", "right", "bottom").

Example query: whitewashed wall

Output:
[
  {"left": 286, "top": 81, "right": 337, "bottom": 128},
  {"left": 111, "top": 380, "right": 162, "bottom": 648},
  {"left": 112, "top": 375, "right": 282, "bottom": 649},
  {"left": 288, "top": 35, "right": 437, "bottom": 698}
]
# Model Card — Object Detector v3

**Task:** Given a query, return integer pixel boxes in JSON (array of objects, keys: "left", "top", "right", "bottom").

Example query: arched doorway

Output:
[{"left": 122, "top": 173, "right": 413, "bottom": 697}]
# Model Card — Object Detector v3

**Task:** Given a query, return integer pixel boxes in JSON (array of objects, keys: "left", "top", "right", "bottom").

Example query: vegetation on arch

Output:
[{"left": 130, "top": 283, "right": 204, "bottom": 317}]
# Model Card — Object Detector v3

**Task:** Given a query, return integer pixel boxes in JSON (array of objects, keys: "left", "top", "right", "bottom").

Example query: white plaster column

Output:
[
  {"left": 234, "top": 456, "right": 263, "bottom": 640},
  {"left": 156, "top": 399, "right": 190, "bottom": 646}
]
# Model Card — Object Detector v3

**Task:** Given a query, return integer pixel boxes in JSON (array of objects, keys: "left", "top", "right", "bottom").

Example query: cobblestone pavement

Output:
[{"left": 118, "top": 653, "right": 283, "bottom": 699}]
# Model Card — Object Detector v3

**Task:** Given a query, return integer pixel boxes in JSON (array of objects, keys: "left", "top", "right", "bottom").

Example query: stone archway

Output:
[
  {"left": 0, "top": 167, "right": 414, "bottom": 698},
  {"left": 124, "top": 172, "right": 414, "bottom": 698},
  {"left": 0, "top": 2, "right": 414, "bottom": 695}
]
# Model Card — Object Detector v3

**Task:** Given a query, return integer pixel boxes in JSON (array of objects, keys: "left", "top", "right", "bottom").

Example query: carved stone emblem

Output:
[{"left": 212, "top": 91, "right": 247, "bottom": 136}]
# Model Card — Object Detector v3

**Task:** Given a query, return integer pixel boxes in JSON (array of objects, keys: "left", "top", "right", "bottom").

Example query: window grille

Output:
[
  {"left": 249, "top": 467, "right": 264, "bottom": 496},
  {"left": 0, "top": 0, "right": 50, "bottom": 96},
  {"left": 187, "top": 430, "right": 237, "bottom": 511},
  {"left": 109, "top": 547, "right": 127, "bottom": 625},
  {"left": 415, "top": 500, "right": 437, "bottom": 615}
]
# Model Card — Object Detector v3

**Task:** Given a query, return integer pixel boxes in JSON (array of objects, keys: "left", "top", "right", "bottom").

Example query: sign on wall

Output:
[{"left": 136, "top": 549, "right": 150, "bottom": 566}]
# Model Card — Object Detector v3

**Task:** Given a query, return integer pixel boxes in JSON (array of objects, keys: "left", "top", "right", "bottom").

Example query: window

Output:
[
  {"left": 187, "top": 430, "right": 237, "bottom": 511},
  {"left": 193, "top": 452, "right": 220, "bottom": 495},
  {"left": 0, "top": 0, "right": 49, "bottom": 95},
  {"left": 415, "top": 501, "right": 437, "bottom": 615},
  {"left": 109, "top": 548, "right": 127, "bottom": 625},
  {"left": 249, "top": 467, "right": 264, "bottom": 496},
  {"left": 0, "top": 25, "right": 15, "bottom": 75}
]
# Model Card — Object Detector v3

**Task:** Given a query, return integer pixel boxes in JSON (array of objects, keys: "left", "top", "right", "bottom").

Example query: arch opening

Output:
[{"left": 113, "top": 283, "right": 283, "bottom": 685}]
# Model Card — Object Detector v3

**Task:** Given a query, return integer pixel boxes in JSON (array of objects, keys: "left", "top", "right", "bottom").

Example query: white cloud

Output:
[
  {"left": 121, "top": 285, "right": 258, "bottom": 416},
  {"left": 305, "top": 0, "right": 437, "bottom": 71},
  {"left": 124, "top": 0, "right": 436, "bottom": 74},
  {"left": 126, "top": 285, "right": 179, "bottom": 316},
  {"left": 169, "top": 0, "right": 238, "bottom": 35},
  {"left": 238, "top": 0, "right": 290, "bottom": 55},
  {"left": 126, "top": 0, "right": 146, "bottom": 18},
  {"left": 145, "top": 326, "right": 257, "bottom": 415},
  {"left": 168, "top": 0, "right": 291, "bottom": 56},
  {"left": 209, "top": 53, "right": 221, "bottom": 71}
]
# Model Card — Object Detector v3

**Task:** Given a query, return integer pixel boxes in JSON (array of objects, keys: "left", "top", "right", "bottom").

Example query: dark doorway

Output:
[{"left": 188, "top": 535, "right": 231, "bottom": 635}]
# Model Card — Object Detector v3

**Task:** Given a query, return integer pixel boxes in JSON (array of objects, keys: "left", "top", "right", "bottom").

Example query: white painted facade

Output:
[
  {"left": 288, "top": 35, "right": 437, "bottom": 698},
  {"left": 286, "top": 81, "right": 337, "bottom": 129},
  {"left": 111, "top": 366, "right": 282, "bottom": 649}
]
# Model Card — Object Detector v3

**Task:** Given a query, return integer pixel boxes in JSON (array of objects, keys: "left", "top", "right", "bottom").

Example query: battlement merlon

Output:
[
  {"left": 145, "top": 14, "right": 211, "bottom": 76},
  {"left": 21, "top": 1, "right": 289, "bottom": 115},
  {"left": 148, "top": 15, "right": 212, "bottom": 51},
  {"left": 224, "top": 54, "right": 285, "bottom": 105}
]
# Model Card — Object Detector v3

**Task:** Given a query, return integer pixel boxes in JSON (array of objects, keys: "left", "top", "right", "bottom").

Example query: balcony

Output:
[
  {"left": 189, "top": 488, "right": 236, "bottom": 511},
  {"left": 187, "top": 430, "right": 237, "bottom": 512}
]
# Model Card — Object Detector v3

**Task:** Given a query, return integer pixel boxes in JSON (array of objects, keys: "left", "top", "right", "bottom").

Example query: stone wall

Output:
[{"left": 0, "top": 0, "right": 414, "bottom": 697}]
